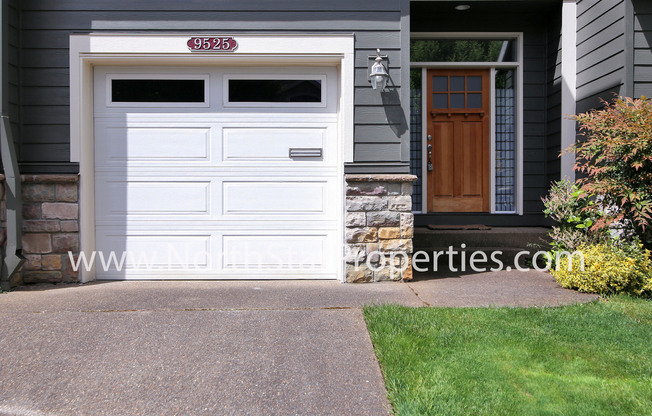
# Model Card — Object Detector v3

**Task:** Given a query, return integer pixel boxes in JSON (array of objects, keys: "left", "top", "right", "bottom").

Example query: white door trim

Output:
[{"left": 70, "top": 33, "right": 354, "bottom": 282}]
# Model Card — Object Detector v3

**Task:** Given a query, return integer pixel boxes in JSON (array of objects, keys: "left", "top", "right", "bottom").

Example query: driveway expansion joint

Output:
[
  {"left": 405, "top": 283, "right": 431, "bottom": 307},
  {"left": 2, "top": 306, "right": 359, "bottom": 314}
]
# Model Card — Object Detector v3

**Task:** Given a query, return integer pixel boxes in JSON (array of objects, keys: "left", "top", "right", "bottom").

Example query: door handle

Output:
[
  {"left": 289, "top": 148, "right": 322, "bottom": 158},
  {"left": 427, "top": 144, "right": 433, "bottom": 172}
]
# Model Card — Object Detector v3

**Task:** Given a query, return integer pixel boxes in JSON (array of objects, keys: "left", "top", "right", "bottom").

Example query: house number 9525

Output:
[{"left": 187, "top": 37, "right": 238, "bottom": 52}]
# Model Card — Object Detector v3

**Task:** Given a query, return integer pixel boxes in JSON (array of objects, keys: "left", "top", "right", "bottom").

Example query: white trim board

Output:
[
  {"left": 561, "top": 0, "right": 577, "bottom": 181},
  {"left": 70, "top": 33, "right": 354, "bottom": 283}
]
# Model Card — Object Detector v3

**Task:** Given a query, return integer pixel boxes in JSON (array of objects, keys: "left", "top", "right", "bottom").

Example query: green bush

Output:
[
  {"left": 552, "top": 243, "right": 652, "bottom": 297},
  {"left": 542, "top": 179, "right": 608, "bottom": 253}
]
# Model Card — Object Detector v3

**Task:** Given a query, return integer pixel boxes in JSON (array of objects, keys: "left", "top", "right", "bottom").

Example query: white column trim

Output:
[
  {"left": 561, "top": 0, "right": 577, "bottom": 181},
  {"left": 490, "top": 67, "right": 496, "bottom": 214}
]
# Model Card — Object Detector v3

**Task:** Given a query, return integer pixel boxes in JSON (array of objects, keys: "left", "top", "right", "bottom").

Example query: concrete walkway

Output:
[{"left": 0, "top": 273, "right": 597, "bottom": 416}]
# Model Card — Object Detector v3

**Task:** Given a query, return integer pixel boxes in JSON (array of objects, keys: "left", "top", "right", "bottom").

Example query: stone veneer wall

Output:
[
  {"left": 20, "top": 175, "right": 80, "bottom": 283},
  {"left": 345, "top": 174, "right": 417, "bottom": 282}
]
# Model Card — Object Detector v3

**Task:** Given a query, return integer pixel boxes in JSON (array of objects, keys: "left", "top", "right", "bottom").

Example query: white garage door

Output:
[{"left": 93, "top": 67, "right": 341, "bottom": 279}]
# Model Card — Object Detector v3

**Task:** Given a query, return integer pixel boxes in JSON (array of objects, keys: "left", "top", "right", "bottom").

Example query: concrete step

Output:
[
  {"left": 414, "top": 226, "right": 550, "bottom": 250},
  {"left": 413, "top": 227, "right": 551, "bottom": 267}
]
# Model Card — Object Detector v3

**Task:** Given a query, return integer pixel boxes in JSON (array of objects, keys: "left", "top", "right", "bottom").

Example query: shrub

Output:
[
  {"left": 552, "top": 243, "right": 652, "bottom": 297},
  {"left": 569, "top": 96, "right": 652, "bottom": 248},
  {"left": 542, "top": 180, "right": 608, "bottom": 252}
]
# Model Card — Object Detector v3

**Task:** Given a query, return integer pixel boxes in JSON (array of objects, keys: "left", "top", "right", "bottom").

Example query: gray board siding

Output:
[
  {"left": 546, "top": 7, "right": 562, "bottom": 187},
  {"left": 18, "top": 0, "right": 409, "bottom": 173},
  {"left": 575, "top": 0, "right": 626, "bottom": 114},
  {"left": 633, "top": 0, "right": 652, "bottom": 98},
  {"left": 411, "top": 1, "right": 557, "bottom": 221},
  {"left": 6, "top": 0, "right": 20, "bottom": 153}
]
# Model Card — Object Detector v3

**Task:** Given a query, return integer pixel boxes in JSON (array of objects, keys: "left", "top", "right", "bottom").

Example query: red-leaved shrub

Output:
[{"left": 568, "top": 96, "right": 652, "bottom": 248}]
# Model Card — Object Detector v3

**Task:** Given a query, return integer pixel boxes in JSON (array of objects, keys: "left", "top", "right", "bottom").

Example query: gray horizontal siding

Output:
[
  {"left": 18, "top": 0, "right": 408, "bottom": 172},
  {"left": 546, "top": 2, "right": 561, "bottom": 188},
  {"left": 576, "top": 0, "right": 626, "bottom": 113},
  {"left": 2, "top": 0, "right": 21, "bottom": 167},
  {"left": 633, "top": 0, "right": 652, "bottom": 98}
]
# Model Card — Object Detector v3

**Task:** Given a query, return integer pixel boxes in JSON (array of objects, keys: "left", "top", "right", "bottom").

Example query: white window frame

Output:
[
  {"left": 224, "top": 73, "right": 328, "bottom": 108},
  {"left": 69, "top": 33, "right": 354, "bottom": 283},
  {"left": 411, "top": 32, "right": 524, "bottom": 215},
  {"left": 106, "top": 73, "right": 211, "bottom": 108}
]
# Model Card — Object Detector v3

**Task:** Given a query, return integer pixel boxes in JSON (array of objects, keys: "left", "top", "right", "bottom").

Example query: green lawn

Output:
[{"left": 363, "top": 296, "right": 652, "bottom": 416}]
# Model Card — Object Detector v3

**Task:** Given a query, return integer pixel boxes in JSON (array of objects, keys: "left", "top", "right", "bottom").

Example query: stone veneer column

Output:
[
  {"left": 20, "top": 175, "right": 80, "bottom": 283},
  {"left": 345, "top": 174, "right": 417, "bottom": 283}
]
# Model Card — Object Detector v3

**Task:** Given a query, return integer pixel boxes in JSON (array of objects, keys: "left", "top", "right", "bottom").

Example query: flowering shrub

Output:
[
  {"left": 569, "top": 96, "right": 652, "bottom": 248},
  {"left": 542, "top": 180, "right": 608, "bottom": 252},
  {"left": 552, "top": 243, "right": 652, "bottom": 297}
]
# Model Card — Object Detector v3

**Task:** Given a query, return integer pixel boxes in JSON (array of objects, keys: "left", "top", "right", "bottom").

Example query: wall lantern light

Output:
[{"left": 369, "top": 49, "right": 389, "bottom": 91}]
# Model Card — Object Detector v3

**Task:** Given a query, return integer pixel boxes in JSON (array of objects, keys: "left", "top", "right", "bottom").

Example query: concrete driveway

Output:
[
  {"left": 0, "top": 281, "right": 421, "bottom": 416},
  {"left": 0, "top": 274, "right": 597, "bottom": 416}
]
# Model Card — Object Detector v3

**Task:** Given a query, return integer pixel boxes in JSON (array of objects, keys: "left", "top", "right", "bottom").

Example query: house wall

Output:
[
  {"left": 5, "top": 0, "right": 19, "bottom": 146},
  {"left": 632, "top": 0, "right": 652, "bottom": 98},
  {"left": 546, "top": 8, "right": 563, "bottom": 186},
  {"left": 411, "top": 1, "right": 557, "bottom": 226},
  {"left": 18, "top": 0, "right": 410, "bottom": 174},
  {"left": 575, "top": 0, "right": 626, "bottom": 113}
]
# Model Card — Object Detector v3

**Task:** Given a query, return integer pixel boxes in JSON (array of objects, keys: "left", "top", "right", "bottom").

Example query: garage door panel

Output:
[
  {"left": 222, "top": 127, "right": 334, "bottom": 166},
  {"left": 222, "top": 234, "right": 332, "bottom": 271},
  {"left": 95, "top": 125, "right": 213, "bottom": 168},
  {"left": 94, "top": 234, "right": 212, "bottom": 270},
  {"left": 222, "top": 180, "right": 329, "bottom": 215},
  {"left": 95, "top": 180, "right": 212, "bottom": 218}
]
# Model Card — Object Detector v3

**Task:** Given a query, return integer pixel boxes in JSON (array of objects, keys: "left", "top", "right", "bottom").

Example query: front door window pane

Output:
[
  {"left": 433, "top": 93, "right": 448, "bottom": 108},
  {"left": 433, "top": 76, "right": 448, "bottom": 92},
  {"left": 467, "top": 93, "right": 482, "bottom": 108},
  {"left": 467, "top": 76, "right": 482, "bottom": 91},
  {"left": 450, "top": 76, "right": 465, "bottom": 91},
  {"left": 450, "top": 93, "right": 465, "bottom": 108}
]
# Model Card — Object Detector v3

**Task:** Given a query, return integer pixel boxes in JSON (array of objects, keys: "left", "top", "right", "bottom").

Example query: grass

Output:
[{"left": 363, "top": 296, "right": 652, "bottom": 416}]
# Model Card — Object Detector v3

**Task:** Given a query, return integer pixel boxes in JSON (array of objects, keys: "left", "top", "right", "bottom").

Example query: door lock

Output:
[{"left": 427, "top": 144, "right": 433, "bottom": 172}]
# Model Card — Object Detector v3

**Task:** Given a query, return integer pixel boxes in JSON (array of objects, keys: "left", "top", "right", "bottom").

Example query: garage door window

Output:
[
  {"left": 229, "top": 79, "right": 321, "bottom": 103},
  {"left": 225, "top": 75, "right": 326, "bottom": 108},
  {"left": 107, "top": 75, "right": 209, "bottom": 107}
]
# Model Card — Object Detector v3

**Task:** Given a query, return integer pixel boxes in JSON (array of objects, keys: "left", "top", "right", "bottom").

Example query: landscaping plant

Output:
[
  {"left": 541, "top": 179, "right": 607, "bottom": 253},
  {"left": 569, "top": 96, "right": 652, "bottom": 248},
  {"left": 543, "top": 96, "right": 652, "bottom": 295},
  {"left": 553, "top": 243, "right": 652, "bottom": 297}
]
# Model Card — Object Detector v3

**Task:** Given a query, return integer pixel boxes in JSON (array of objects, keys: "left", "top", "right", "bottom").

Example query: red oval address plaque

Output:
[{"left": 187, "top": 37, "right": 238, "bottom": 52}]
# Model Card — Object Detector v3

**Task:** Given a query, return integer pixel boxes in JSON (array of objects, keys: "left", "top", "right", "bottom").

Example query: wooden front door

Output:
[{"left": 426, "top": 69, "right": 490, "bottom": 212}]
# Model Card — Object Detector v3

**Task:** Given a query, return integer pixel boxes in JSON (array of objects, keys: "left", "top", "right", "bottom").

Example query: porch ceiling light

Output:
[
  {"left": 455, "top": 4, "right": 471, "bottom": 11},
  {"left": 369, "top": 49, "right": 389, "bottom": 92}
]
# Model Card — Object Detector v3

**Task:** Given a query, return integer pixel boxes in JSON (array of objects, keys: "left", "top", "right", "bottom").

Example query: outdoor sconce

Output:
[{"left": 369, "top": 49, "right": 389, "bottom": 91}]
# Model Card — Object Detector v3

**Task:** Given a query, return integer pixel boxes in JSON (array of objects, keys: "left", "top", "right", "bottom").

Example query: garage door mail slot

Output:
[
  {"left": 289, "top": 148, "right": 323, "bottom": 158},
  {"left": 187, "top": 37, "right": 238, "bottom": 52}
]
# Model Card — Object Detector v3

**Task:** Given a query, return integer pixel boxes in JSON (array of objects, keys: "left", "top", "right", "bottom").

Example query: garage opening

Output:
[{"left": 93, "top": 66, "right": 341, "bottom": 280}]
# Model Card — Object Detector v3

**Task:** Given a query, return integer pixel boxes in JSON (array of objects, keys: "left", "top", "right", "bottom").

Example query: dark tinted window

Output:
[
  {"left": 411, "top": 39, "right": 516, "bottom": 62},
  {"left": 229, "top": 79, "right": 322, "bottom": 103},
  {"left": 112, "top": 79, "right": 205, "bottom": 103}
]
